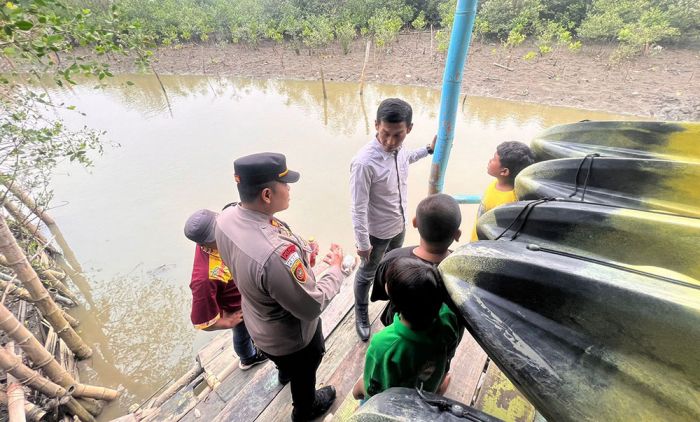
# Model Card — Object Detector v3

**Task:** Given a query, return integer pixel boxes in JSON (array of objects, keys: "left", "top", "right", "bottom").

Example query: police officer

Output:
[{"left": 215, "top": 152, "right": 345, "bottom": 422}]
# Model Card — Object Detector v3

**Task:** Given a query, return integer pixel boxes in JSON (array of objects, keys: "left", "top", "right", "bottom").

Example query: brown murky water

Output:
[{"left": 47, "top": 75, "right": 634, "bottom": 419}]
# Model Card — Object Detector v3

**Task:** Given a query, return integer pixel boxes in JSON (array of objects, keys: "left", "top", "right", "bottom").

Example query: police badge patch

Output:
[{"left": 280, "top": 244, "right": 307, "bottom": 283}]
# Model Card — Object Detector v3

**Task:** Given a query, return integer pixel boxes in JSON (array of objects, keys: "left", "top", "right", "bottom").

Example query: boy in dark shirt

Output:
[{"left": 370, "top": 193, "right": 462, "bottom": 325}]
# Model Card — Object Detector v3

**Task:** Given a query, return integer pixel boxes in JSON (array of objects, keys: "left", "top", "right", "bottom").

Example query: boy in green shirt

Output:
[{"left": 352, "top": 257, "right": 463, "bottom": 399}]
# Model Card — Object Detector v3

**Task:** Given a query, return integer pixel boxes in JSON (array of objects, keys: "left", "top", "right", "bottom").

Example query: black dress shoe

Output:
[
  {"left": 291, "top": 386, "right": 336, "bottom": 421},
  {"left": 355, "top": 318, "right": 370, "bottom": 342},
  {"left": 355, "top": 307, "right": 371, "bottom": 341}
]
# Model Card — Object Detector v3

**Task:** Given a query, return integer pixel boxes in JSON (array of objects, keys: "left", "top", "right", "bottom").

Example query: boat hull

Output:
[
  {"left": 440, "top": 241, "right": 700, "bottom": 422},
  {"left": 531, "top": 121, "right": 700, "bottom": 162}
]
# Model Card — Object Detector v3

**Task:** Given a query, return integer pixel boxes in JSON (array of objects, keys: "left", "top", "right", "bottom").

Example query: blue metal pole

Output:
[
  {"left": 428, "top": 0, "right": 480, "bottom": 194},
  {"left": 452, "top": 194, "right": 481, "bottom": 204}
]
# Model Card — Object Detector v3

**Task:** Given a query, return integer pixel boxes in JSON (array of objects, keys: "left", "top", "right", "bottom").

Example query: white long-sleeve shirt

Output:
[{"left": 350, "top": 137, "right": 430, "bottom": 251}]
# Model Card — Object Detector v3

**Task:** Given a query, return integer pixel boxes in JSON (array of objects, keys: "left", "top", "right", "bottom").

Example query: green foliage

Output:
[
  {"left": 618, "top": 7, "right": 680, "bottom": 54},
  {"left": 505, "top": 26, "right": 527, "bottom": 48},
  {"left": 435, "top": 0, "right": 455, "bottom": 52},
  {"left": 412, "top": 11, "right": 427, "bottom": 31},
  {"left": 435, "top": 29, "right": 449, "bottom": 52},
  {"left": 532, "top": 21, "right": 580, "bottom": 57},
  {"left": 579, "top": 0, "right": 683, "bottom": 58},
  {"left": 302, "top": 15, "right": 334, "bottom": 50},
  {"left": 478, "top": 0, "right": 542, "bottom": 39},
  {"left": 335, "top": 20, "right": 356, "bottom": 55},
  {"left": 24, "top": 0, "right": 698, "bottom": 60},
  {"left": 368, "top": 8, "right": 403, "bottom": 48},
  {"left": 523, "top": 50, "right": 538, "bottom": 60},
  {"left": 1, "top": 0, "right": 151, "bottom": 193}
]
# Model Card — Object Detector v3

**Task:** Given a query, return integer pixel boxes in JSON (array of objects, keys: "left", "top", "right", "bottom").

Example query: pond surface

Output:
[{"left": 46, "top": 75, "right": 632, "bottom": 419}]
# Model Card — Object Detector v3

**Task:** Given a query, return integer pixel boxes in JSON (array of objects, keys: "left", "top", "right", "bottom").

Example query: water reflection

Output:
[
  {"left": 71, "top": 264, "right": 192, "bottom": 416},
  {"left": 91, "top": 76, "right": 626, "bottom": 138},
  {"left": 46, "top": 76, "right": 635, "bottom": 419}
]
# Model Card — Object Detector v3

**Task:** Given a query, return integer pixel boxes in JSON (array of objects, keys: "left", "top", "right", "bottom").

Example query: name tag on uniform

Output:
[{"left": 281, "top": 245, "right": 307, "bottom": 283}]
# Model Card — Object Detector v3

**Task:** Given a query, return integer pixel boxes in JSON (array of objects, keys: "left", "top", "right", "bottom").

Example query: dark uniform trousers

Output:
[{"left": 263, "top": 320, "right": 325, "bottom": 419}]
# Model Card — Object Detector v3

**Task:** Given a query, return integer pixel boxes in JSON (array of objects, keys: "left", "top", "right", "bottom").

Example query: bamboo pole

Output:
[
  {"left": 0, "top": 342, "right": 67, "bottom": 397},
  {"left": 76, "top": 397, "right": 104, "bottom": 417},
  {"left": 0, "top": 279, "right": 79, "bottom": 327},
  {"left": 0, "top": 389, "right": 46, "bottom": 421},
  {"left": 72, "top": 383, "right": 120, "bottom": 401},
  {"left": 55, "top": 254, "right": 95, "bottom": 306},
  {"left": 44, "top": 268, "right": 67, "bottom": 280},
  {"left": 3, "top": 200, "right": 94, "bottom": 305},
  {"left": 320, "top": 65, "right": 327, "bottom": 100},
  {"left": 0, "top": 346, "right": 95, "bottom": 421},
  {"left": 0, "top": 302, "right": 78, "bottom": 386},
  {"left": 0, "top": 276, "right": 31, "bottom": 301},
  {"left": 43, "top": 269, "right": 79, "bottom": 304},
  {"left": 0, "top": 214, "right": 92, "bottom": 358},
  {"left": 150, "top": 362, "right": 203, "bottom": 408},
  {"left": 2, "top": 182, "right": 83, "bottom": 273},
  {"left": 48, "top": 287, "right": 74, "bottom": 307},
  {"left": 358, "top": 40, "right": 371, "bottom": 96},
  {"left": 5, "top": 343, "right": 27, "bottom": 422}
]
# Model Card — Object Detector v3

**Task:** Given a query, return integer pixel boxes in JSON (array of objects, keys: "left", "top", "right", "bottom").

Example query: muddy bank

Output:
[{"left": 106, "top": 33, "right": 700, "bottom": 121}]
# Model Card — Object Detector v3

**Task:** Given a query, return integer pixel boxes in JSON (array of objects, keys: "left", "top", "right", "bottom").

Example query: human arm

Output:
[
  {"left": 369, "top": 256, "right": 393, "bottom": 302},
  {"left": 201, "top": 310, "right": 243, "bottom": 331},
  {"left": 407, "top": 135, "right": 435, "bottom": 164},
  {"left": 363, "top": 340, "right": 400, "bottom": 398},
  {"left": 352, "top": 376, "right": 366, "bottom": 400},
  {"left": 264, "top": 243, "right": 345, "bottom": 321},
  {"left": 190, "top": 261, "right": 231, "bottom": 331},
  {"left": 349, "top": 161, "right": 373, "bottom": 255},
  {"left": 437, "top": 373, "right": 451, "bottom": 395}
]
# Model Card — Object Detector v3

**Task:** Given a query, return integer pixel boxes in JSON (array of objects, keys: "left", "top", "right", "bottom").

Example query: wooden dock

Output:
[{"left": 120, "top": 268, "right": 538, "bottom": 422}]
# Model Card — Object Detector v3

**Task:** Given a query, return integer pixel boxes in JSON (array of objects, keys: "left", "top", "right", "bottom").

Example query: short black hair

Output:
[
  {"left": 376, "top": 98, "right": 412, "bottom": 126},
  {"left": 416, "top": 194, "right": 461, "bottom": 247},
  {"left": 497, "top": 141, "right": 536, "bottom": 182},
  {"left": 237, "top": 181, "right": 276, "bottom": 203},
  {"left": 386, "top": 257, "right": 442, "bottom": 330}
]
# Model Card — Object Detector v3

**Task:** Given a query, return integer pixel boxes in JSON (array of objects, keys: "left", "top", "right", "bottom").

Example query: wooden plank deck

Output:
[{"left": 133, "top": 264, "right": 539, "bottom": 422}]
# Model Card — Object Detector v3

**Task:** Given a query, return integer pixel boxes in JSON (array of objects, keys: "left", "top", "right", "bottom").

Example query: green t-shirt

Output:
[{"left": 364, "top": 304, "right": 464, "bottom": 397}]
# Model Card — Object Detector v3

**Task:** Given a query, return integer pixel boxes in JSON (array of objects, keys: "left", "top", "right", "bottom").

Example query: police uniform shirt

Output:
[{"left": 215, "top": 204, "right": 343, "bottom": 356}]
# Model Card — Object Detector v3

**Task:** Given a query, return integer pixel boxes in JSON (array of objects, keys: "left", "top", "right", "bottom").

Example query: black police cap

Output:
[{"left": 234, "top": 152, "right": 300, "bottom": 186}]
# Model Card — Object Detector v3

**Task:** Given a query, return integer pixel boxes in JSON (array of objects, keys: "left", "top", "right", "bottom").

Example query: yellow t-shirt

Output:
[{"left": 471, "top": 180, "right": 517, "bottom": 241}]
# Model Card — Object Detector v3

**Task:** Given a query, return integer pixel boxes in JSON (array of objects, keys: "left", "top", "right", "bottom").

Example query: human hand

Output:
[
  {"left": 323, "top": 243, "right": 344, "bottom": 268},
  {"left": 221, "top": 310, "right": 244, "bottom": 328},
  {"left": 309, "top": 238, "right": 320, "bottom": 267},
  {"left": 357, "top": 248, "right": 372, "bottom": 260}
]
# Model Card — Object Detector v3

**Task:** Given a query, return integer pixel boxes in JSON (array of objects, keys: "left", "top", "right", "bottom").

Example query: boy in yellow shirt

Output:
[{"left": 471, "top": 141, "right": 535, "bottom": 241}]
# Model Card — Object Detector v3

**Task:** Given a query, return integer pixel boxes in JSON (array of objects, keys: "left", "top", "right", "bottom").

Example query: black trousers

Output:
[{"left": 264, "top": 320, "right": 325, "bottom": 418}]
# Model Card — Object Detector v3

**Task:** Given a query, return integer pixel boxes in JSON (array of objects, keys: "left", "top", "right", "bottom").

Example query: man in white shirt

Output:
[{"left": 349, "top": 98, "right": 436, "bottom": 341}]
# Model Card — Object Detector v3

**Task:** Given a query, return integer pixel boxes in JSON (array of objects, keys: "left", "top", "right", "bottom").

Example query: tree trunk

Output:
[
  {"left": 2, "top": 181, "right": 83, "bottom": 273},
  {"left": 0, "top": 214, "right": 92, "bottom": 358}
]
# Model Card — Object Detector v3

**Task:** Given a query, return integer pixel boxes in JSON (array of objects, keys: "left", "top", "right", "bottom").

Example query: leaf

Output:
[
  {"left": 67, "top": 105, "right": 76, "bottom": 110},
  {"left": 15, "top": 20, "right": 34, "bottom": 31},
  {"left": 126, "top": 80, "right": 135, "bottom": 85}
]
